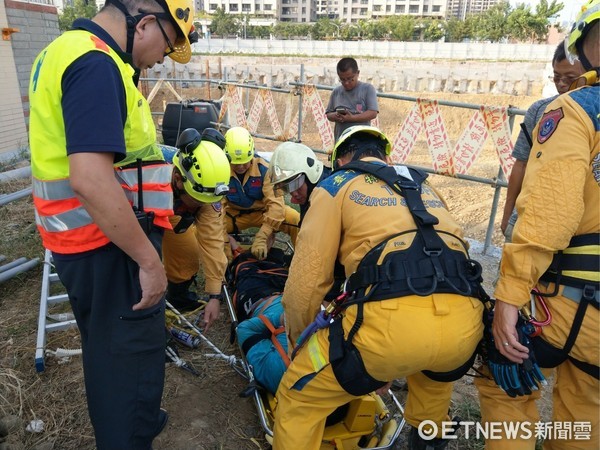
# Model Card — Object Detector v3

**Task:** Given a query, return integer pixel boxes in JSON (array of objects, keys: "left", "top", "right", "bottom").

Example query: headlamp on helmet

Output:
[{"left": 173, "top": 128, "right": 231, "bottom": 203}]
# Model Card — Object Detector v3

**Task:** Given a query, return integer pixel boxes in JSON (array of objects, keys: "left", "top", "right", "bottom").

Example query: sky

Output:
[{"left": 509, "top": 0, "right": 582, "bottom": 25}]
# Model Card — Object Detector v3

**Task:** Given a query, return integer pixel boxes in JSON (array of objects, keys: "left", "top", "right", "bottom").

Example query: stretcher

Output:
[{"left": 222, "top": 244, "right": 405, "bottom": 449}]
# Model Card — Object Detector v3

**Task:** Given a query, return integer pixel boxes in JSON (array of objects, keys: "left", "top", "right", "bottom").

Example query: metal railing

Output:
[{"left": 142, "top": 68, "right": 526, "bottom": 255}]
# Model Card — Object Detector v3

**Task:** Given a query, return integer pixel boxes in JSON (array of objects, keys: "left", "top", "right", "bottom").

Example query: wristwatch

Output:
[{"left": 208, "top": 294, "right": 222, "bottom": 302}]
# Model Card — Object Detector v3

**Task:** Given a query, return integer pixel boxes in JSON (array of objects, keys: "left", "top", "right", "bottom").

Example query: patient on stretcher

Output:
[
  {"left": 227, "top": 249, "right": 291, "bottom": 394},
  {"left": 237, "top": 294, "right": 288, "bottom": 394}
]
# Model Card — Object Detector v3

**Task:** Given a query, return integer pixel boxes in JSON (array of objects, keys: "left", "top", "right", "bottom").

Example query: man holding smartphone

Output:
[{"left": 325, "top": 57, "right": 379, "bottom": 140}]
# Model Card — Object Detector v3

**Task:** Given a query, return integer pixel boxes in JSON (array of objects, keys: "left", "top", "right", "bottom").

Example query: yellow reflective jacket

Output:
[{"left": 30, "top": 30, "right": 172, "bottom": 253}]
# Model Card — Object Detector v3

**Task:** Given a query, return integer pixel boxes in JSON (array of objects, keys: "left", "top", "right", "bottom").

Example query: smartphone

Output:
[{"left": 335, "top": 107, "right": 349, "bottom": 115}]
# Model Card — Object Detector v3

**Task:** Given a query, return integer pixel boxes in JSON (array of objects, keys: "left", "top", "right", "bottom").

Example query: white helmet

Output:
[{"left": 270, "top": 142, "right": 323, "bottom": 196}]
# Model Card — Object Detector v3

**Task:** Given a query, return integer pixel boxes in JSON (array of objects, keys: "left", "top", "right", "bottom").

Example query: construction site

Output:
[{"left": 0, "top": 1, "right": 564, "bottom": 448}]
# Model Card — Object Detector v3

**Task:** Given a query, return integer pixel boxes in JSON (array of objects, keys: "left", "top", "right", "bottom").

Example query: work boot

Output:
[
  {"left": 166, "top": 278, "right": 201, "bottom": 312},
  {"left": 407, "top": 417, "right": 461, "bottom": 450},
  {"left": 153, "top": 408, "right": 169, "bottom": 438}
]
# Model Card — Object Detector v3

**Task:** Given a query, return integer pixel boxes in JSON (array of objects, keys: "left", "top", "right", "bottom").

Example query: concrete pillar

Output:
[
  {"left": 479, "top": 80, "right": 491, "bottom": 93},
  {"left": 428, "top": 77, "right": 442, "bottom": 92},
  {"left": 491, "top": 79, "right": 504, "bottom": 94},
  {"left": 443, "top": 77, "right": 455, "bottom": 93},
  {"left": 467, "top": 79, "right": 478, "bottom": 94}
]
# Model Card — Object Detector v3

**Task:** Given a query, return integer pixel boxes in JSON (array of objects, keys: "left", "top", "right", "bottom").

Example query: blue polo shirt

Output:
[{"left": 62, "top": 19, "right": 136, "bottom": 163}]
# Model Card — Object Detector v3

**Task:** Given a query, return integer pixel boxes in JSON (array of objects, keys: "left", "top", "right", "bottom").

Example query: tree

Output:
[
  {"left": 58, "top": 0, "right": 98, "bottom": 32},
  {"left": 210, "top": 7, "right": 239, "bottom": 37},
  {"left": 530, "top": 0, "right": 564, "bottom": 41},
  {"left": 420, "top": 18, "right": 445, "bottom": 42},
  {"left": 476, "top": 1, "right": 511, "bottom": 42},
  {"left": 506, "top": 0, "right": 563, "bottom": 42},
  {"left": 506, "top": 4, "right": 538, "bottom": 42},
  {"left": 445, "top": 16, "right": 476, "bottom": 42},
  {"left": 247, "top": 25, "right": 272, "bottom": 39},
  {"left": 384, "top": 15, "right": 415, "bottom": 41}
]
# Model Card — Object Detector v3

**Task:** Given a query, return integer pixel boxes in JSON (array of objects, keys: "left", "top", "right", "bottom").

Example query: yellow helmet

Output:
[
  {"left": 108, "top": 0, "right": 198, "bottom": 64},
  {"left": 270, "top": 142, "right": 323, "bottom": 196},
  {"left": 565, "top": 0, "right": 600, "bottom": 67},
  {"left": 224, "top": 127, "right": 255, "bottom": 164},
  {"left": 331, "top": 125, "right": 391, "bottom": 169},
  {"left": 160, "top": 0, "right": 198, "bottom": 64},
  {"left": 174, "top": 128, "right": 230, "bottom": 203}
]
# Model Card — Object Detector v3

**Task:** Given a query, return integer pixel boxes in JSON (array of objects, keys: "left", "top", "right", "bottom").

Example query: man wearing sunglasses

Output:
[{"left": 29, "top": 0, "right": 197, "bottom": 447}]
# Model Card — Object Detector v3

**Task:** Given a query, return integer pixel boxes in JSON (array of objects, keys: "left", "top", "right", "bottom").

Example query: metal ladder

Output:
[{"left": 35, "top": 249, "right": 77, "bottom": 372}]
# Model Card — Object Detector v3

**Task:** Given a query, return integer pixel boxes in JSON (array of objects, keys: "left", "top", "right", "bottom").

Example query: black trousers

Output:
[{"left": 53, "top": 234, "right": 165, "bottom": 450}]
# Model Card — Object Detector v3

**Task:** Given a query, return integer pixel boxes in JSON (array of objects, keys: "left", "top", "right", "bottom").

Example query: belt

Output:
[{"left": 562, "top": 285, "right": 600, "bottom": 305}]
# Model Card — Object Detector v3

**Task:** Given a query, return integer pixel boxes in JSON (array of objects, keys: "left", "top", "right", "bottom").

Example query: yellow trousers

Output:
[
  {"left": 163, "top": 220, "right": 200, "bottom": 283},
  {"left": 162, "top": 211, "right": 228, "bottom": 294},
  {"left": 225, "top": 207, "right": 300, "bottom": 245},
  {"left": 273, "top": 294, "right": 483, "bottom": 450},
  {"left": 475, "top": 294, "right": 599, "bottom": 450}
]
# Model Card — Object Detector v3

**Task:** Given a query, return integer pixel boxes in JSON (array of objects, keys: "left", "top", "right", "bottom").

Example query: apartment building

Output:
[
  {"left": 279, "top": 0, "right": 316, "bottom": 22},
  {"left": 341, "top": 0, "right": 446, "bottom": 21},
  {"left": 293, "top": 0, "right": 448, "bottom": 22},
  {"left": 446, "top": 0, "right": 500, "bottom": 20},
  {"left": 205, "top": 0, "right": 278, "bottom": 18}
]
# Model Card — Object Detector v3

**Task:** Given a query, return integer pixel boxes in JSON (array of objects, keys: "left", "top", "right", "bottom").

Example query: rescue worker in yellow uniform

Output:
[
  {"left": 161, "top": 128, "right": 230, "bottom": 330},
  {"left": 269, "top": 141, "right": 332, "bottom": 225},
  {"left": 273, "top": 126, "right": 486, "bottom": 450},
  {"left": 222, "top": 127, "right": 300, "bottom": 260},
  {"left": 475, "top": 2, "right": 600, "bottom": 449}
]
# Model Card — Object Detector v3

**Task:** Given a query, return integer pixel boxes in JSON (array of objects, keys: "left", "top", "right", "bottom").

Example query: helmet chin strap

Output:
[
  {"left": 576, "top": 41, "right": 595, "bottom": 72},
  {"left": 105, "top": 0, "right": 139, "bottom": 54}
]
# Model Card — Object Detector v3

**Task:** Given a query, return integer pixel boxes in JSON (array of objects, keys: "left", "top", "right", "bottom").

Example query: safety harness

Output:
[
  {"left": 240, "top": 294, "right": 291, "bottom": 368},
  {"left": 532, "top": 233, "right": 600, "bottom": 379},
  {"left": 328, "top": 162, "right": 487, "bottom": 395}
]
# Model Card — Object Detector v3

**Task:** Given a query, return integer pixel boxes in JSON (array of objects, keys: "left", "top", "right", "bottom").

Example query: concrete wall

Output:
[
  {"left": 192, "top": 38, "right": 556, "bottom": 62},
  {"left": 0, "top": 0, "right": 59, "bottom": 160},
  {"left": 150, "top": 55, "right": 556, "bottom": 97},
  {"left": 155, "top": 40, "right": 559, "bottom": 97},
  {"left": 0, "top": 0, "right": 27, "bottom": 159}
]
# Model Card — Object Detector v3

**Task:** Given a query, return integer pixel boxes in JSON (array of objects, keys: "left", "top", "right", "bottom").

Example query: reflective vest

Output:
[{"left": 29, "top": 30, "right": 173, "bottom": 254}]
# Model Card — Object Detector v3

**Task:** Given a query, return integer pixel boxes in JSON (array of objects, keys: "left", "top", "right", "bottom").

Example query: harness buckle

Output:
[
  {"left": 423, "top": 247, "right": 442, "bottom": 257},
  {"left": 582, "top": 284, "right": 597, "bottom": 302}
]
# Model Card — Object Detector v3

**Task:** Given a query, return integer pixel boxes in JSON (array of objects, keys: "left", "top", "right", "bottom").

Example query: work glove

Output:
[
  {"left": 251, "top": 225, "right": 272, "bottom": 260},
  {"left": 483, "top": 307, "right": 547, "bottom": 398}
]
